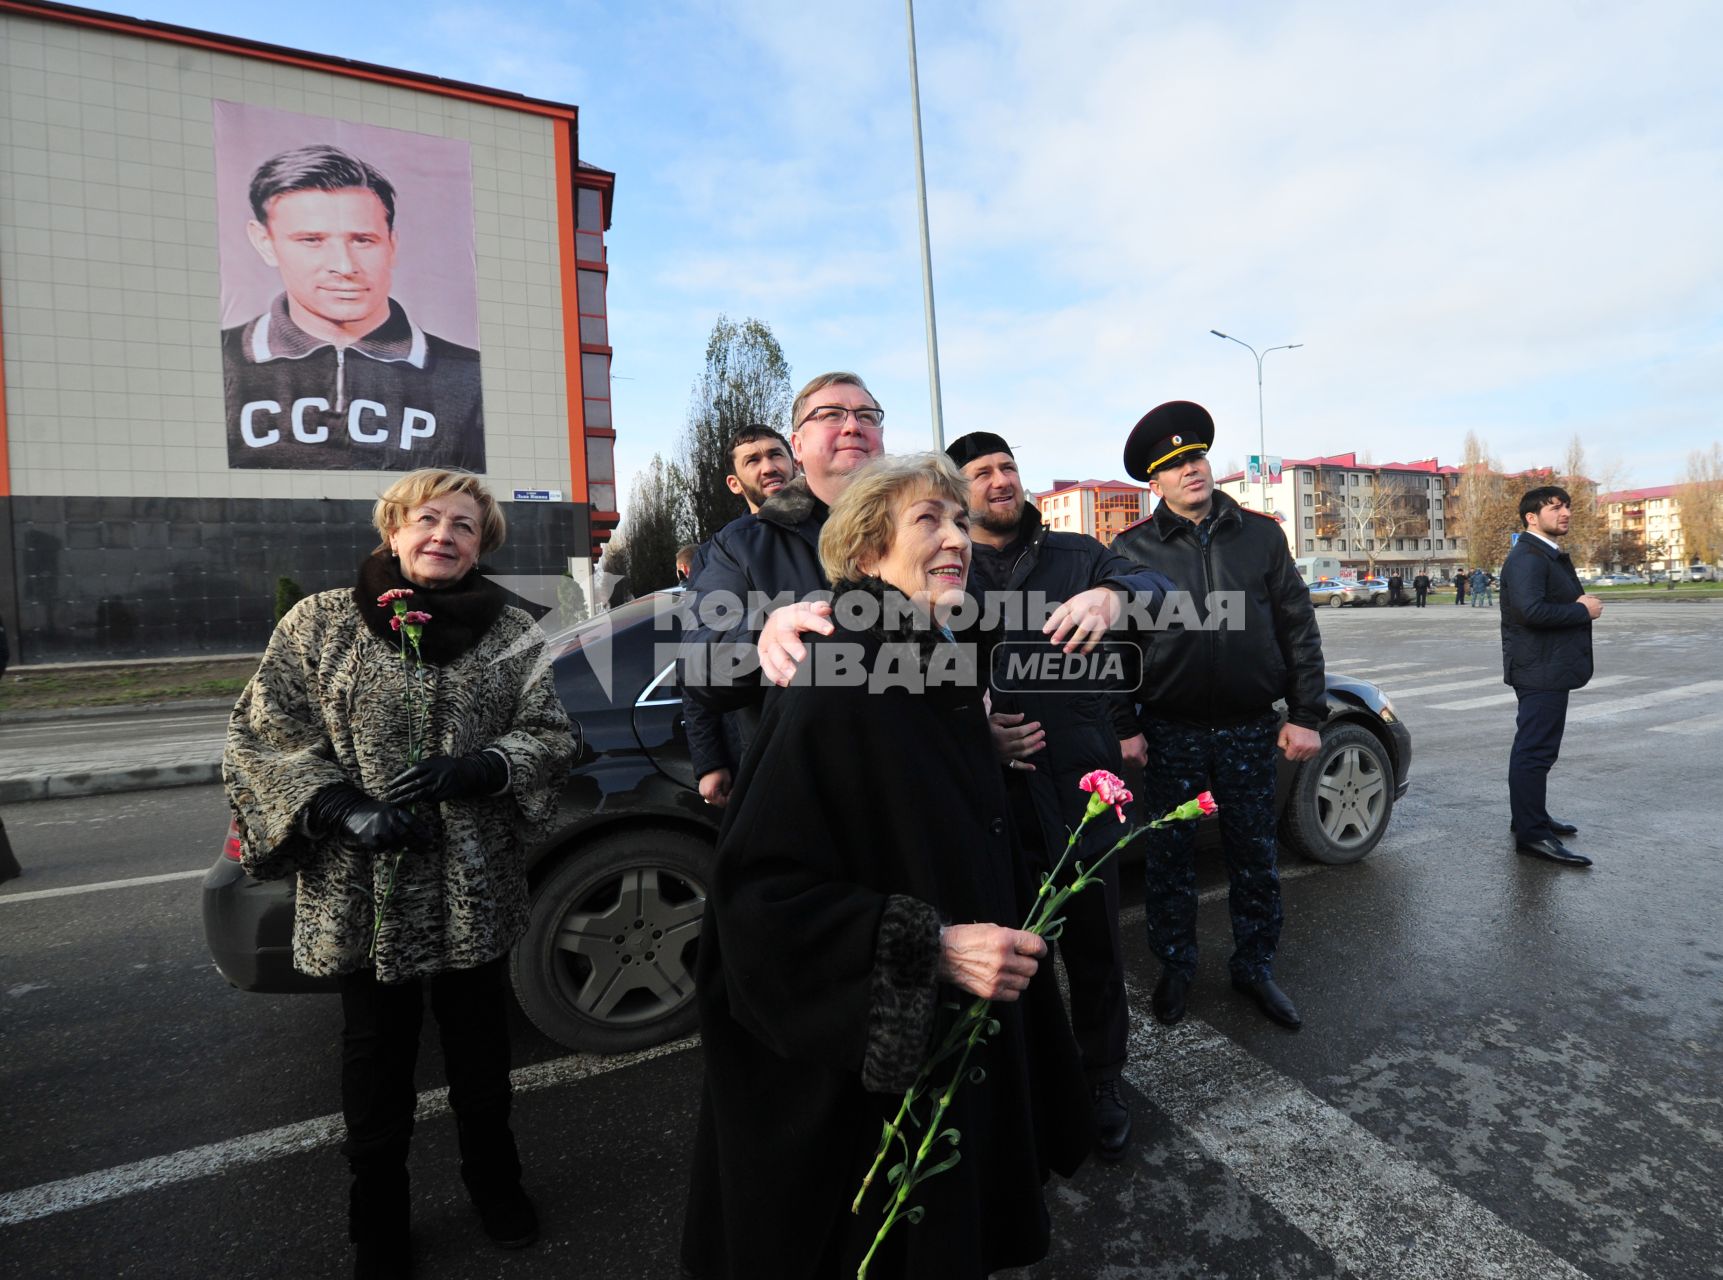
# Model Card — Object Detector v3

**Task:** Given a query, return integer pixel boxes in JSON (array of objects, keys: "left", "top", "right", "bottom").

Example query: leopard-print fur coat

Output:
[{"left": 223, "top": 588, "right": 573, "bottom": 983}]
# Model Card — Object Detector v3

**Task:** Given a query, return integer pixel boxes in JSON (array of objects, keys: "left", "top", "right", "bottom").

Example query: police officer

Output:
[
  {"left": 948, "top": 431, "right": 1171, "bottom": 1160},
  {"left": 1112, "top": 402, "right": 1326, "bottom": 1030}
]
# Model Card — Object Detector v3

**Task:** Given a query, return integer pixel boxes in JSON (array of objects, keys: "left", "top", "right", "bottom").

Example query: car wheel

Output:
[
  {"left": 1328, "top": 592, "right": 1346, "bottom": 608},
  {"left": 1279, "top": 723, "right": 1394, "bottom": 865},
  {"left": 511, "top": 827, "right": 711, "bottom": 1054}
]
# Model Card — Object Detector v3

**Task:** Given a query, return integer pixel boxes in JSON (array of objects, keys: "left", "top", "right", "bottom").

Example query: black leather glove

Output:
[
  {"left": 381, "top": 751, "right": 508, "bottom": 806},
  {"left": 305, "top": 783, "right": 424, "bottom": 852}
]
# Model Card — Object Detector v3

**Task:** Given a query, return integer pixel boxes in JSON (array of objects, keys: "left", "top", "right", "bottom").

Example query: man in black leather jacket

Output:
[
  {"left": 1112, "top": 401, "right": 1325, "bottom": 1031},
  {"left": 950, "top": 431, "right": 1172, "bottom": 1161}
]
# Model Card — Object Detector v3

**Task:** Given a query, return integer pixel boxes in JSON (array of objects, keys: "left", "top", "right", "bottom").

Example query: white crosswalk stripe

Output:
[
  {"left": 1646, "top": 717, "right": 1718, "bottom": 736},
  {"left": 1429, "top": 673, "right": 1643, "bottom": 711},
  {"left": 1120, "top": 983, "right": 1593, "bottom": 1280},
  {"left": 1564, "top": 678, "right": 1723, "bottom": 724},
  {"left": 1383, "top": 671, "right": 1501, "bottom": 699}
]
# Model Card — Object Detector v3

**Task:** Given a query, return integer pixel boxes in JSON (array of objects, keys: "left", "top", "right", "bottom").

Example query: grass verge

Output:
[{"left": 0, "top": 659, "right": 259, "bottom": 714}]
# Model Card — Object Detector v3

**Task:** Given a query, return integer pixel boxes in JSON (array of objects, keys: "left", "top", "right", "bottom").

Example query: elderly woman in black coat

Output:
[
  {"left": 681, "top": 452, "right": 1091, "bottom": 1280},
  {"left": 224, "top": 468, "right": 572, "bottom": 1279}
]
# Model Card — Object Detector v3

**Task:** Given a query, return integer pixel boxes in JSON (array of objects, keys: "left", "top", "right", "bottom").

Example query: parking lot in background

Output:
[{"left": 2, "top": 599, "right": 1720, "bottom": 1279}]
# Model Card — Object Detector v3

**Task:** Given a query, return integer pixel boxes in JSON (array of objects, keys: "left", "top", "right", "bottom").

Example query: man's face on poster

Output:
[{"left": 246, "top": 187, "right": 396, "bottom": 342}]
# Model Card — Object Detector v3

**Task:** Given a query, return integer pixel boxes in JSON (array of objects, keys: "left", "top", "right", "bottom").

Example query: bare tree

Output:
[
  {"left": 1676, "top": 442, "right": 1723, "bottom": 567},
  {"left": 613, "top": 454, "right": 686, "bottom": 597},
  {"left": 677, "top": 316, "right": 794, "bottom": 543},
  {"left": 1450, "top": 433, "right": 1523, "bottom": 570},
  {"left": 1559, "top": 435, "right": 1607, "bottom": 572}
]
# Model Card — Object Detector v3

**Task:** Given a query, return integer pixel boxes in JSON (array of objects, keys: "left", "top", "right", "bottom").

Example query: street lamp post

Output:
[
  {"left": 1210, "top": 330, "right": 1302, "bottom": 515},
  {"left": 904, "top": 0, "right": 945, "bottom": 447}
]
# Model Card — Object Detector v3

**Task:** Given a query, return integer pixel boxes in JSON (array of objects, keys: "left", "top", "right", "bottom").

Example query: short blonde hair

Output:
[
  {"left": 372, "top": 468, "right": 507, "bottom": 555},
  {"left": 791, "top": 371, "right": 880, "bottom": 431},
  {"left": 819, "top": 453, "right": 967, "bottom": 585}
]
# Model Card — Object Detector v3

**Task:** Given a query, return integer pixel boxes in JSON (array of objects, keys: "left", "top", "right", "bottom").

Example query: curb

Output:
[
  {"left": 0, "top": 762, "right": 223, "bottom": 805},
  {"left": 0, "top": 699, "right": 237, "bottom": 725}
]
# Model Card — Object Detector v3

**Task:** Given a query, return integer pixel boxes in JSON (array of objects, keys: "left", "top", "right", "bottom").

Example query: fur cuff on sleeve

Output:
[{"left": 861, "top": 895, "right": 943, "bottom": 1094}]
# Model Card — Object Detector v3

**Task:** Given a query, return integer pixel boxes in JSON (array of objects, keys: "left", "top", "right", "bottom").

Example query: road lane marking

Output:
[
  {"left": 1563, "top": 678, "right": 1723, "bottom": 724},
  {"left": 0, "top": 869, "right": 208, "bottom": 904},
  {"left": 1119, "top": 986, "right": 1593, "bottom": 1280},
  {"left": 1382, "top": 672, "right": 1502, "bottom": 699},
  {"left": 1646, "top": 717, "right": 1717, "bottom": 736},
  {"left": 1430, "top": 673, "right": 1642, "bottom": 711},
  {"left": 1323, "top": 662, "right": 1432, "bottom": 675},
  {"left": 0, "top": 1035, "right": 700, "bottom": 1226}
]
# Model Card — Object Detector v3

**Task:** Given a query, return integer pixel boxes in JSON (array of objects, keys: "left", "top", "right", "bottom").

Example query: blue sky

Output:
[{"left": 132, "top": 0, "right": 1722, "bottom": 501}]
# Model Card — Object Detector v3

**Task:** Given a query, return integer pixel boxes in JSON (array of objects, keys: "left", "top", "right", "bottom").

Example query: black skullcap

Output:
[
  {"left": 945, "top": 431, "right": 1015, "bottom": 470},
  {"left": 1123, "top": 401, "right": 1215, "bottom": 481}
]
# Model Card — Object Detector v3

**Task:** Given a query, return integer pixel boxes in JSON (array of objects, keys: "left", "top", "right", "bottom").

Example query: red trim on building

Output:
[
  {"left": 552, "top": 118, "right": 589, "bottom": 509},
  {"left": 0, "top": 0, "right": 579, "bottom": 120}
]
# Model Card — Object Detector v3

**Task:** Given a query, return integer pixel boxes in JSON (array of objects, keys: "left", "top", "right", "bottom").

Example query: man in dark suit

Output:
[{"left": 1499, "top": 485, "right": 1604, "bottom": 867}]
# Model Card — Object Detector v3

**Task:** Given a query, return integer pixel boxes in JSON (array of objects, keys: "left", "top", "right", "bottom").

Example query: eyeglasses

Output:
[{"left": 799, "top": 405, "right": 885, "bottom": 429}]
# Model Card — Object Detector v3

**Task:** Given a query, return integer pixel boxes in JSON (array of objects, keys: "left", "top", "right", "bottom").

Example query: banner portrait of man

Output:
[{"left": 213, "top": 101, "right": 485, "bottom": 472}]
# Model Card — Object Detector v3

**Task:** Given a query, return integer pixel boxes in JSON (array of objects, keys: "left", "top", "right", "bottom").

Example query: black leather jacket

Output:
[{"left": 1111, "top": 490, "right": 1326, "bottom": 729}]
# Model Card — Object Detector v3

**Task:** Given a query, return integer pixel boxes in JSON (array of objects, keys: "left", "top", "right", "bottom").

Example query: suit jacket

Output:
[{"left": 1499, "top": 534, "right": 1593, "bottom": 691}]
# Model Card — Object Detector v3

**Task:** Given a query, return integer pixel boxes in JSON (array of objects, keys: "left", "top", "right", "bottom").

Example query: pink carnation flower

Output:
[
  {"left": 1196, "top": 791, "right": 1219, "bottom": 816},
  {"left": 402, "top": 611, "right": 432, "bottom": 624},
  {"left": 377, "top": 588, "right": 414, "bottom": 607},
  {"left": 1079, "top": 769, "right": 1133, "bottom": 822}
]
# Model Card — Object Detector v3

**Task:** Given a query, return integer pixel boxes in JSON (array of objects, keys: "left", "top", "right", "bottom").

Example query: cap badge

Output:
[{"left": 1171, "top": 435, "right": 1183, "bottom": 445}]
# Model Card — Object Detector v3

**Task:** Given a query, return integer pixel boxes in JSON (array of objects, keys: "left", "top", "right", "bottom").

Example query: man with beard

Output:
[
  {"left": 686, "top": 424, "right": 798, "bottom": 807},
  {"left": 949, "top": 431, "right": 1172, "bottom": 1160},
  {"left": 1112, "top": 402, "right": 1325, "bottom": 1031},
  {"left": 725, "top": 425, "right": 795, "bottom": 512},
  {"left": 1499, "top": 486, "right": 1601, "bottom": 867}
]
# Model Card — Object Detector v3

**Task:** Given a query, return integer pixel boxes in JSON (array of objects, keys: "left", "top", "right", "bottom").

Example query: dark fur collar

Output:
[
  {"left": 354, "top": 554, "right": 506, "bottom": 665},
  {"left": 757, "top": 475, "right": 824, "bottom": 529}
]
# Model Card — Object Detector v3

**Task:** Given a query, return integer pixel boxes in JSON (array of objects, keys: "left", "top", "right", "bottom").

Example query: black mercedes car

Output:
[{"left": 204, "top": 590, "right": 1412, "bottom": 1054}]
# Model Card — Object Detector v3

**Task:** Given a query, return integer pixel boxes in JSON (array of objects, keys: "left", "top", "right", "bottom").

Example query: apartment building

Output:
[
  {"left": 1032, "top": 478, "right": 1151, "bottom": 545},
  {"left": 1216, "top": 454, "right": 1464, "bottom": 576}
]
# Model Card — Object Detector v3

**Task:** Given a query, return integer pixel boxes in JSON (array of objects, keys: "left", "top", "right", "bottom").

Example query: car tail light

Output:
[{"left": 223, "top": 820, "right": 243, "bottom": 862}]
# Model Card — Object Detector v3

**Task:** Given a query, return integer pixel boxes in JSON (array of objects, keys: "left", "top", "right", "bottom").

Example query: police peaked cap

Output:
[
  {"left": 945, "top": 431, "right": 1015, "bottom": 469},
  {"left": 1124, "top": 401, "right": 1215, "bottom": 481}
]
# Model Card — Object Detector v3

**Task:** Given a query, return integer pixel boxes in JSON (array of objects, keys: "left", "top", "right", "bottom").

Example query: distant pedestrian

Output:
[
  {"left": 1413, "top": 572, "right": 1431, "bottom": 607},
  {"left": 1455, "top": 572, "right": 1467, "bottom": 605},
  {"left": 1388, "top": 572, "right": 1404, "bottom": 605},
  {"left": 1470, "top": 567, "right": 1489, "bottom": 606},
  {"left": 1501, "top": 485, "right": 1601, "bottom": 868}
]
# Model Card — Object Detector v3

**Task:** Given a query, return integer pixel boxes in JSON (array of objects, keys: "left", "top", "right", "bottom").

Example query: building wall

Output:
[{"left": 0, "top": 5, "right": 610, "bottom": 660}]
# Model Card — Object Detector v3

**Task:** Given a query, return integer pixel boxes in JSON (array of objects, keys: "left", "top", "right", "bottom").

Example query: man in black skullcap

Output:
[
  {"left": 1111, "top": 402, "right": 1326, "bottom": 1030},
  {"left": 948, "top": 430, "right": 1172, "bottom": 1160}
]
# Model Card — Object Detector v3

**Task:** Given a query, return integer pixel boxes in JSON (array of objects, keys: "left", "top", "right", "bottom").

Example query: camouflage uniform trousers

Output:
[{"left": 1138, "top": 711, "right": 1282, "bottom": 984}]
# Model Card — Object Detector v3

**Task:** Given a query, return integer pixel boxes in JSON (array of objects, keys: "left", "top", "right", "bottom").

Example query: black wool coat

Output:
[
  {"left": 680, "top": 621, "right": 1092, "bottom": 1280},
  {"left": 1499, "top": 534, "right": 1593, "bottom": 691}
]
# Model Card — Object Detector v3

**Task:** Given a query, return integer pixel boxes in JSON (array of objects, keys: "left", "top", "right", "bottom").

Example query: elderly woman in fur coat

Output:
[
  {"left": 224, "top": 468, "right": 572, "bottom": 1280},
  {"left": 681, "top": 453, "right": 1091, "bottom": 1280}
]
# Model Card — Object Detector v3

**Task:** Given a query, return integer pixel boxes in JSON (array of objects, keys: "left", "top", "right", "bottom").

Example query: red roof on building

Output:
[
  {"left": 1598, "top": 485, "right": 1678, "bottom": 504},
  {"left": 1033, "top": 479, "right": 1147, "bottom": 497}
]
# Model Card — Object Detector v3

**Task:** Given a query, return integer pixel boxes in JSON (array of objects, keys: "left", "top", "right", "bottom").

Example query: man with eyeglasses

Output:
[
  {"left": 681, "top": 372, "right": 888, "bottom": 725},
  {"left": 1112, "top": 402, "right": 1326, "bottom": 1032}
]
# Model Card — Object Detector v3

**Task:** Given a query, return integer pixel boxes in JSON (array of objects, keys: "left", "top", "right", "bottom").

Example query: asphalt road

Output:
[{"left": 1, "top": 600, "right": 1719, "bottom": 1279}]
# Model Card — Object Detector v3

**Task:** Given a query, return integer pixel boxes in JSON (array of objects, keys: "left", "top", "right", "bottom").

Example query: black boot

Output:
[
  {"left": 1091, "top": 1076, "right": 1132, "bottom": 1161},
  {"left": 349, "top": 1169, "right": 411, "bottom": 1280},
  {"left": 460, "top": 1122, "right": 537, "bottom": 1249},
  {"left": 463, "top": 1168, "right": 539, "bottom": 1249}
]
